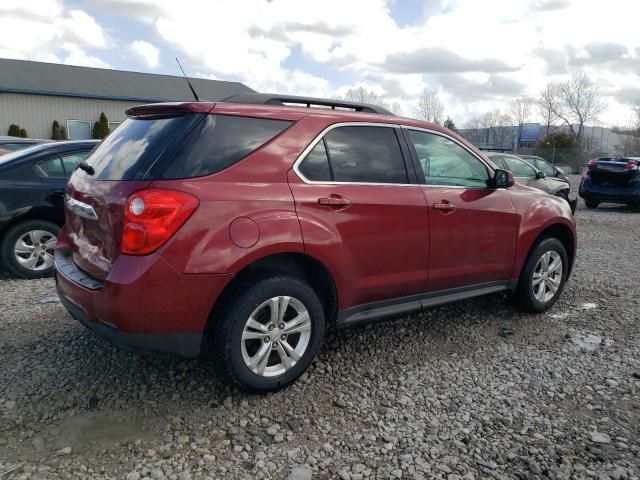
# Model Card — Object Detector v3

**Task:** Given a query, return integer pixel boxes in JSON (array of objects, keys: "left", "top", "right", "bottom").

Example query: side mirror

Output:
[
  {"left": 536, "top": 171, "right": 546, "bottom": 179},
  {"left": 494, "top": 169, "right": 514, "bottom": 188}
]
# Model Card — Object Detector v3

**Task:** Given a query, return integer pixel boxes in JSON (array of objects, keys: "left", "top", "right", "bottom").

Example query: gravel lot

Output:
[{"left": 1, "top": 177, "right": 639, "bottom": 480}]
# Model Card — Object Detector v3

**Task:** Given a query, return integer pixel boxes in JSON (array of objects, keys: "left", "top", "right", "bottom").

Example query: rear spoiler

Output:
[{"left": 126, "top": 102, "right": 215, "bottom": 118}]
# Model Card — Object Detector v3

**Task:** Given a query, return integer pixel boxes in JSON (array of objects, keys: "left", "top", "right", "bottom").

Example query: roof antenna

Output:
[{"left": 175, "top": 57, "right": 200, "bottom": 102}]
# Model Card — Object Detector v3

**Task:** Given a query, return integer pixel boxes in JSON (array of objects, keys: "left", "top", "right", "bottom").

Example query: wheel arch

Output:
[
  {"left": 204, "top": 252, "right": 339, "bottom": 342},
  {"left": 0, "top": 206, "right": 64, "bottom": 245},
  {"left": 525, "top": 222, "right": 576, "bottom": 278}
]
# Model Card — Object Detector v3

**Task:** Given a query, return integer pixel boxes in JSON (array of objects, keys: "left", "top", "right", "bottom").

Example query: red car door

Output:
[
  {"left": 288, "top": 125, "right": 430, "bottom": 310},
  {"left": 405, "top": 129, "right": 517, "bottom": 292}
]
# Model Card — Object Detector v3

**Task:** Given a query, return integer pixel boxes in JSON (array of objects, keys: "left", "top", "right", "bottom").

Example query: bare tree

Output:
[
  {"left": 344, "top": 86, "right": 385, "bottom": 105},
  {"left": 538, "top": 84, "right": 560, "bottom": 137},
  {"left": 389, "top": 101, "right": 404, "bottom": 116},
  {"left": 480, "top": 109, "right": 512, "bottom": 149},
  {"left": 462, "top": 116, "right": 483, "bottom": 144},
  {"left": 547, "top": 69, "right": 607, "bottom": 144},
  {"left": 510, "top": 97, "right": 532, "bottom": 152},
  {"left": 414, "top": 88, "right": 444, "bottom": 124}
]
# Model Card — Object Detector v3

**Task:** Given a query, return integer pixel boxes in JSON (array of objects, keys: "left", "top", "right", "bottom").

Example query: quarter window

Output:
[
  {"left": 298, "top": 140, "right": 332, "bottom": 181},
  {"left": 323, "top": 126, "right": 408, "bottom": 184},
  {"left": 408, "top": 130, "right": 489, "bottom": 187}
]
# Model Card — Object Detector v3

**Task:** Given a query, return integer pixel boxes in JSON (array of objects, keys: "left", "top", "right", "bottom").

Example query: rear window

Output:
[
  {"left": 160, "top": 115, "right": 293, "bottom": 179},
  {"left": 83, "top": 115, "right": 191, "bottom": 180}
]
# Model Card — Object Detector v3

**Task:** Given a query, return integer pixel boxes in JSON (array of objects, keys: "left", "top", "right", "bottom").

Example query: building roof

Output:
[{"left": 0, "top": 58, "right": 254, "bottom": 103}]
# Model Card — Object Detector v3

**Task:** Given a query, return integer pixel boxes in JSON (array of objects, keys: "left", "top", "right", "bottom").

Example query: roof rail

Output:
[{"left": 222, "top": 93, "right": 393, "bottom": 115}]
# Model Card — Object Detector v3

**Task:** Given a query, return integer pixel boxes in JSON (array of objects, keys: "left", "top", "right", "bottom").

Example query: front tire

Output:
[
  {"left": 213, "top": 275, "right": 325, "bottom": 392},
  {"left": 585, "top": 200, "right": 599, "bottom": 209},
  {"left": 515, "top": 237, "right": 568, "bottom": 313},
  {"left": 0, "top": 220, "right": 59, "bottom": 278}
]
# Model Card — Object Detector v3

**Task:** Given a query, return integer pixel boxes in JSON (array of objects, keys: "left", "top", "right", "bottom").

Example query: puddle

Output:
[
  {"left": 571, "top": 332, "right": 613, "bottom": 352},
  {"left": 578, "top": 302, "right": 598, "bottom": 310},
  {"left": 25, "top": 409, "right": 157, "bottom": 455}
]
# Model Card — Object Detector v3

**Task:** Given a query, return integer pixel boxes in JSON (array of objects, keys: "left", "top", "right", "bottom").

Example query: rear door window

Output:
[
  {"left": 322, "top": 126, "right": 408, "bottom": 184},
  {"left": 36, "top": 157, "right": 65, "bottom": 178},
  {"left": 61, "top": 151, "right": 90, "bottom": 176},
  {"left": 160, "top": 115, "right": 293, "bottom": 179}
]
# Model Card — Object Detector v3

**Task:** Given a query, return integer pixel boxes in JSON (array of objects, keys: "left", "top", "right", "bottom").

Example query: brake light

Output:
[
  {"left": 122, "top": 189, "right": 199, "bottom": 255},
  {"left": 624, "top": 161, "right": 637, "bottom": 169}
]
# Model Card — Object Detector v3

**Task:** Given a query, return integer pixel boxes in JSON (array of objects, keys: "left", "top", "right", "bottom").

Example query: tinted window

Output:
[
  {"left": 299, "top": 140, "right": 332, "bottom": 181},
  {"left": 161, "top": 115, "right": 293, "bottom": 179},
  {"left": 84, "top": 116, "right": 188, "bottom": 180},
  {"left": 409, "top": 130, "right": 489, "bottom": 187},
  {"left": 323, "top": 126, "right": 408, "bottom": 184},
  {"left": 61, "top": 152, "right": 90, "bottom": 176},
  {"left": 504, "top": 156, "right": 536, "bottom": 178},
  {"left": 36, "top": 157, "right": 65, "bottom": 178}
]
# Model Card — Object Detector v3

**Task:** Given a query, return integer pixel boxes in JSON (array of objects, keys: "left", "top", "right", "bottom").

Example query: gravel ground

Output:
[{"left": 1, "top": 176, "right": 639, "bottom": 480}]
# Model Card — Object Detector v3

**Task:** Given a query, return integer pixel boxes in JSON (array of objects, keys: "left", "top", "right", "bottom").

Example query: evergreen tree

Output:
[
  {"left": 92, "top": 112, "right": 110, "bottom": 139},
  {"left": 18, "top": 128, "right": 28, "bottom": 138},
  {"left": 51, "top": 120, "right": 64, "bottom": 140},
  {"left": 443, "top": 117, "right": 457, "bottom": 132},
  {"left": 60, "top": 126, "right": 67, "bottom": 140},
  {"left": 7, "top": 124, "right": 20, "bottom": 136}
]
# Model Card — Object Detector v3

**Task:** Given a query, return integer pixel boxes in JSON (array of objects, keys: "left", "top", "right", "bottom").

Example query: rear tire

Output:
[
  {"left": 0, "top": 220, "right": 59, "bottom": 278},
  {"left": 212, "top": 275, "right": 325, "bottom": 392},
  {"left": 515, "top": 237, "right": 568, "bottom": 313},
  {"left": 585, "top": 200, "right": 599, "bottom": 209}
]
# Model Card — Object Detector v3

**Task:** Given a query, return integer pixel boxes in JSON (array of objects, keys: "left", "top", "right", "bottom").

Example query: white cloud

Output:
[
  {"left": 1, "top": 0, "right": 639, "bottom": 125},
  {"left": 129, "top": 40, "right": 160, "bottom": 69},
  {"left": 62, "top": 43, "right": 109, "bottom": 68},
  {"left": 0, "top": 2, "right": 109, "bottom": 68}
]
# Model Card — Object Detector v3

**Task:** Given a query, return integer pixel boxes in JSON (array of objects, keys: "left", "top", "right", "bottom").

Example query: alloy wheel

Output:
[
  {"left": 13, "top": 230, "right": 56, "bottom": 272},
  {"left": 240, "top": 296, "right": 312, "bottom": 377},
  {"left": 532, "top": 250, "right": 563, "bottom": 303}
]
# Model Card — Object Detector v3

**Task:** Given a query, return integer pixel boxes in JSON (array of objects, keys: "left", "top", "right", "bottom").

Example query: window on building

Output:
[
  {"left": 66, "top": 120, "right": 92, "bottom": 140},
  {"left": 108, "top": 121, "right": 122, "bottom": 132}
]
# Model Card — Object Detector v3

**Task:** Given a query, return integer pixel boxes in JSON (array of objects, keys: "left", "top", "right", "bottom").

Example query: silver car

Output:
[{"left": 485, "top": 152, "right": 576, "bottom": 211}]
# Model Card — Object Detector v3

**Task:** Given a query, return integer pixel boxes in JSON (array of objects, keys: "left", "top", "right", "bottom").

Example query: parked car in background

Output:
[
  {"left": 485, "top": 152, "right": 577, "bottom": 212},
  {"left": 56, "top": 94, "right": 576, "bottom": 392},
  {"left": 0, "top": 136, "right": 50, "bottom": 152},
  {"left": 519, "top": 154, "right": 570, "bottom": 183},
  {"left": 579, "top": 157, "right": 640, "bottom": 208},
  {"left": 0, "top": 140, "right": 98, "bottom": 278}
]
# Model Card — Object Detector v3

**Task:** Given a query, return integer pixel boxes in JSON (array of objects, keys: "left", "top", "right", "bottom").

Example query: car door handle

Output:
[
  {"left": 433, "top": 201, "right": 456, "bottom": 213},
  {"left": 318, "top": 195, "right": 351, "bottom": 208}
]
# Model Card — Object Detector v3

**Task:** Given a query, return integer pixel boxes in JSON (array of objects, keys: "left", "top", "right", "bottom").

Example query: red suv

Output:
[{"left": 55, "top": 94, "right": 576, "bottom": 392}]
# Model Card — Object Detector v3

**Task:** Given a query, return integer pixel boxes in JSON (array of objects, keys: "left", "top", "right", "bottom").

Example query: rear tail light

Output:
[
  {"left": 122, "top": 189, "right": 199, "bottom": 255},
  {"left": 624, "top": 161, "right": 637, "bottom": 169}
]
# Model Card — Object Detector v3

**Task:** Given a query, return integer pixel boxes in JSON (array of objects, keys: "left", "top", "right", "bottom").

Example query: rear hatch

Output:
[
  {"left": 63, "top": 103, "right": 295, "bottom": 280},
  {"left": 588, "top": 157, "right": 640, "bottom": 187},
  {"left": 64, "top": 107, "right": 205, "bottom": 280}
]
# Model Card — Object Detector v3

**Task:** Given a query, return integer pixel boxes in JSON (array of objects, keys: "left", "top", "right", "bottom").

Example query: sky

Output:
[{"left": 1, "top": 0, "right": 639, "bottom": 127}]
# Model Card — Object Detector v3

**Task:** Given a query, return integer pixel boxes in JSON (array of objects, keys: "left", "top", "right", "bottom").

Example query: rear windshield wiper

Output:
[{"left": 77, "top": 161, "right": 95, "bottom": 176}]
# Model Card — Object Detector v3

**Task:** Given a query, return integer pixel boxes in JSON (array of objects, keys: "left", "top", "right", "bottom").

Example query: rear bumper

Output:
[
  {"left": 55, "top": 248, "right": 231, "bottom": 357},
  {"left": 579, "top": 181, "right": 640, "bottom": 205}
]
